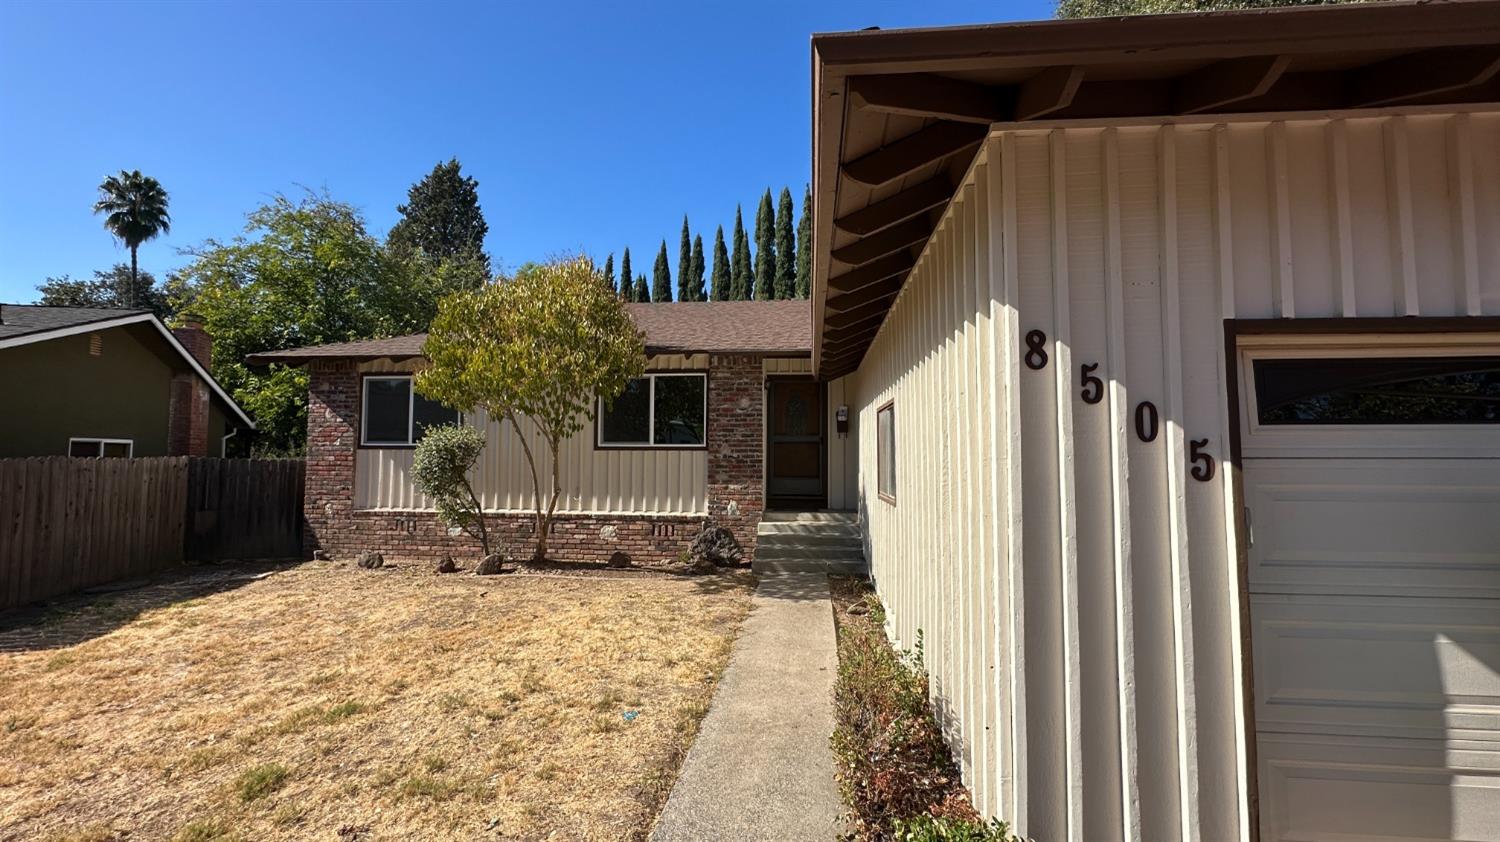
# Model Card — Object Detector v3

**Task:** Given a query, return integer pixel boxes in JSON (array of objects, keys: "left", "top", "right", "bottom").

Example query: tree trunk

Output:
[
  {"left": 505, "top": 412, "right": 548, "bottom": 561},
  {"left": 128, "top": 245, "right": 139, "bottom": 309},
  {"left": 536, "top": 435, "right": 563, "bottom": 562}
]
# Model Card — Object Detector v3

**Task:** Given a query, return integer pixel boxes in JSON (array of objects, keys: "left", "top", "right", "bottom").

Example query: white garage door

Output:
[{"left": 1239, "top": 337, "right": 1500, "bottom": 842}]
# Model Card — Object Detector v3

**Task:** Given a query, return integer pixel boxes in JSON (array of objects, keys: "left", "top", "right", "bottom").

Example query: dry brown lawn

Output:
[{"left": 0, "top": 562, "right": 754, "bottom": 841}]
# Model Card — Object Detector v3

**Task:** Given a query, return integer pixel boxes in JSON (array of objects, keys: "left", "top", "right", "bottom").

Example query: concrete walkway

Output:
[{"left": 652, "top": 571, "right": 842, "bottom": 841}]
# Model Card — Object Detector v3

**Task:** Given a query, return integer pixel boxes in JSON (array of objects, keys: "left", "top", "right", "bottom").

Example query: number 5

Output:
[
  {"left": 1080, "top": 363, "right": 1103, "bottom": 405},
  {"left": 1190, "top": 438, "right": 1215, "bottom": 482}
]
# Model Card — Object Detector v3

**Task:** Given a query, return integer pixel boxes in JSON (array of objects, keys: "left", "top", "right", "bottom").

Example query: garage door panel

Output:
[
  {"left": 1259, "top": 734, "right": 1500, "bottom": 842},
  {"left": 1247, "top": 459, "right": 1500, "bottom": 599},
  {"left": 1252, "top": 595, "right": 1500, "bottom": 743}
]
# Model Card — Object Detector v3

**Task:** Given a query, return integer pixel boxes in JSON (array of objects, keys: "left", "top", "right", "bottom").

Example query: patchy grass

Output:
[
  {"left": 0, "top": 561, "right": 753, "bottom": 840},
  {"left": 828, "top": 577, "right": 1013, "bottom": 841}
]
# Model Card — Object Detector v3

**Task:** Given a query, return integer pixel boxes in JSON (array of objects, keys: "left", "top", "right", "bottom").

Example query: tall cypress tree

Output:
[
  {"left": 676, "top": 216, "right": 693, "bottom": 302},
  {"left": 753, "top": 189, "right": 775, "bottom": 300},
  {"left": 796, "top": 184, "right": 812, "bottom": 299},
  {"left": 711, "top": 225, "right": 731, "bottom": 301},
  {"left": 603, "top": 253, "right": 615, "bottom": 295},
  {"left": 619, "top": 248, "right": 633, "bottom": 301},
  {"left": 633, "top": 274, "right": 649, "bottom": 303},
  {"left": 774, "top": 187, "right": 796, "bottom": 299},
  {"left": 652, "top": 241, "right": 672, "bottom": 302},
  {"left": 730, "top": 206, "right": 751, "bottom": 300},
  {"left": 689, "top": 234, "right": 706, "bottom": 302},
  {"left": 388, "top": 158, "right": 490, "bottom": 270}
]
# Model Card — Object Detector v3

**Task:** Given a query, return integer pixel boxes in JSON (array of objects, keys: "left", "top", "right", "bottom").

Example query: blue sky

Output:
[{"left": 0, "top": 0, "right": 1053, "bottom": 303}]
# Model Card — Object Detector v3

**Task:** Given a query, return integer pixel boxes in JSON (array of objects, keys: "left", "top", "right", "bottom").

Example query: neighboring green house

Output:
[{"left": 0, "top": 305, "right": 253, "bottom": 457}]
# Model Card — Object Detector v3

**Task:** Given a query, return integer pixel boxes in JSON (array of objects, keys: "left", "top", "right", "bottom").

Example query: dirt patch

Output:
[{"left": 0, "top": 561, "right": 754, "bottom": 841}]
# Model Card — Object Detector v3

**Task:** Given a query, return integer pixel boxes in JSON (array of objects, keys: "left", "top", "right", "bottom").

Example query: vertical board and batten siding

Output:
[
  {"left": 849, "top": 108, "right": 1500, "bottom": 842},
  {"left": 355, "top": 355, "right": 710, "bottom": 514}
]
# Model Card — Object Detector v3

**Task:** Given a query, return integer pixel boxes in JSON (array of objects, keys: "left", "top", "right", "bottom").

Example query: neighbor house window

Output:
[
  {"left": 597, "top": 373, "right": 706, "bottom": 448},
  {"left": 69, "top": 438, "right": 132, "bottom": 458},
  {"left": 877, "top": 401, "right": 895, "bottom": 503},
  {"left": 361, "top": 375, "right": 459, "bottom": 446},
  {"left": 1254, "top": 356, "right": 1500, "bottom": 425}
]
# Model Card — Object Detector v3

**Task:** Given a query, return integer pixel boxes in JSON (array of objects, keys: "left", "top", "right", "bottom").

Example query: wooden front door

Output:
[{"left": 766, "top": 378, "right": 824, "bottom": 505}]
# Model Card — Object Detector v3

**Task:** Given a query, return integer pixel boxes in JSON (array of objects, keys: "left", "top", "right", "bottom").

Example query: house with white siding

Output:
[{"left": 808, "top": 3, "right": 1500, "bottom": 841}]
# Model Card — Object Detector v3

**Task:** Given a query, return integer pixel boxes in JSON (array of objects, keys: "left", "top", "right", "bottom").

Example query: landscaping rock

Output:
[
  {"left": 356, "top": 551, "right": 384, "bottom": 570},
  {"left": 607, "top": 551, "right": 632, "bottom": 569},
  {"left": 312, "top": 550, "right": 331, "bottom": 561},
  {"left": 474, "top": 554, "right": 505, "bottom": 575},
  {"left": 847, "top": 602, "right": 871, "bottom": 616},
  {"left": 690, "top": 522, "right": 745, "bottom": 567},
  {"left": 435, "top": 556, "right": 458, "bottom": 574}
]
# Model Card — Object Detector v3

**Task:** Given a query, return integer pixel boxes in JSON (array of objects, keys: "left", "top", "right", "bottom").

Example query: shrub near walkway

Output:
[
  {"left": 0, "top": 562, "right": 754, "bottom": 841},
  {"left": 829, "top": 578, "right": 1016, "bottom": 842}
]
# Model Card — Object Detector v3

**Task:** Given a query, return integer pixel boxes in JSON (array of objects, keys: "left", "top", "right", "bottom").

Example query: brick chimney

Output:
[{"left": 168, "top": 314, "right": 213, "bottom": 456}]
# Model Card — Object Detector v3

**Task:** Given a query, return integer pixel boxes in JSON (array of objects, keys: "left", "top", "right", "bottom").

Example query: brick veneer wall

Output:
[{"left": 301, "top": 353, "right": 771, "bottom": 563}]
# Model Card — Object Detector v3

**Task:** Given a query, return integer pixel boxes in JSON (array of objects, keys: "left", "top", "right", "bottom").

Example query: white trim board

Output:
[{"left": 0, "top": 312, "right": 255, "bottom": 429}]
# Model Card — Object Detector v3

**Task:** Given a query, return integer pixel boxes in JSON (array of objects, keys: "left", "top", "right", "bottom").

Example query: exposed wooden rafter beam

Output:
[
  {"left": 843, "top": 121, "right": 988, "bottom": 187},
  {"left": 821, "top": 346, "right": 872, "bottom": 369},
  {"left": 1350, "top": 46, "right": 1500, "bottom": 106},
  {"left": 1172, "top": 55, "right": 1291, "bottom": 114},
  {"left": 827, "top": 252, "right": 915, "bottom": 295},
  {"left": 834, "top": 177, "right": 954, "bottom": 237},
  {"left": 848, "top": 73, "right": 1009, "bottom": 124},
  {"left": 826, "top": 302, "right": 890, "bottom": 333},
  {"left": 830, "top": 215, "right": 934, "bottom": 267},
  {"left": 1015, "top": 65, "right": 1085, "bottom": 120},
  {"left": 826, "top": 274, "right": 905, "bottom": 314},
  {"left": 824, "top": 327, "right": 883, "bottom": 354}
]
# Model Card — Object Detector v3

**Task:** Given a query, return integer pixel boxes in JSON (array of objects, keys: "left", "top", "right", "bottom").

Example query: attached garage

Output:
[{"left": 807, "top": 4, "right": 1500, "bottom": 841}]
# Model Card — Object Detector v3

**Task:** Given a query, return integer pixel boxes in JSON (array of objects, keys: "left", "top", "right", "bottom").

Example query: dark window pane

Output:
[
  {"left": 653, "top": 375, "right": 705, "bottom": 445},
  {"left": 364, "top": 378, "right": 412, "bottom": 443},
  {"left": 100, "top": 442, "right": 131, "bottom": 458},
  {"left": 1255, "top": 356, "right": 1500, "bottom": 425},
  {"left": 69, "top": 440, "right": 98, "bottom": 458},
  {"left": 413, "top": 394, "right": 459, "bottom": 442},
  {"left": 877, "top": 403, "right": 896, "bottom": 499},
  {"left": 600, "top": 378, "right": 650, "bottom": 444}
]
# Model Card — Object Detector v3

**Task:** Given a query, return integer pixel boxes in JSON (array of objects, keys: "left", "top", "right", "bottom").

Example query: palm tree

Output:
[{"left": 92, "top": 170, "right": 171, "bottom": 308}]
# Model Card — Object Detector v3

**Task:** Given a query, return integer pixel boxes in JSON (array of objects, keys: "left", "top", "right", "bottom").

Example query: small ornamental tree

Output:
[
  {"left": 417, "top": 256, "right": 646, "bottom": 561},
  {"left": 411, "top": 424, "right": 491, "bottom": 555}
]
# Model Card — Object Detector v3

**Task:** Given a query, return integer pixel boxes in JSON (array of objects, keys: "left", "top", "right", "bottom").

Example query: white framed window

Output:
[
  {"left": 361, "top": 375, "right": 460, "bottom": 447},
  {"left": 69, "top": 437, "right": 133, "bottom": 458},
  {"left": 596, "top": 372, "right": 707, "bottom": 448}
]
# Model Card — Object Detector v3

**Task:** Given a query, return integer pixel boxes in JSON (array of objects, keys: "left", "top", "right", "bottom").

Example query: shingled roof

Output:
[
  {"left": 245, "top": 299, "right": 813, "bottom": 365},
  {"left": 0, "top": 304, "right": 149, "bottom": 339}
]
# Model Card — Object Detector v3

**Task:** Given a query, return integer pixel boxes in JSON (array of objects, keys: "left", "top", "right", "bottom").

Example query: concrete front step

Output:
[
  {"left": 752, "top": 559, "right": 867, "bottom": 576},
  {"left": 756, "top": 532, "right": 861, "bottom": 548},
  {"left": 760, "top": 511, "right": 859, "bottom": 524},
  {"left": 756, "top": 520, "right": 861, "bottom": 538},
  {"left": 755, "top": 546, "right": 865, "bottom": 562}
]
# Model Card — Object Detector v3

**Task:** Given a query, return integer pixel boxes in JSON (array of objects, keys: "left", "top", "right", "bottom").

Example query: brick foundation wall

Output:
[{"left": 300, "top": 353, "right": 771, "bottom": 563}]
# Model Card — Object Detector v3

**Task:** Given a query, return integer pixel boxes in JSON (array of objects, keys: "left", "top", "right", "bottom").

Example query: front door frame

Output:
[{"left": 764, "top": 375, "right": 828, "bottom": 510}]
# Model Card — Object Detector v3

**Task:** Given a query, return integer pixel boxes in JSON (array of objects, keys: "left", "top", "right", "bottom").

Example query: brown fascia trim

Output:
[
  {"left": 646, "top": 345, "right": 813, "bottom": 357},
  {"left": 810, "top": 1, "right": 1500, "bottom": 69},
  {"left": 243, "top": 353, "right": 424, "bottom": 367}
]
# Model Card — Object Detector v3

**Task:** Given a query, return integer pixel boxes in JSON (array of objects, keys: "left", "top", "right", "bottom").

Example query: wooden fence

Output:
[{"left": 0, "top": 457, "right": 305, "bottom": 610}]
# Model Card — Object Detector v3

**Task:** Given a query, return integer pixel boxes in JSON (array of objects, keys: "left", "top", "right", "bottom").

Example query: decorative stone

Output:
[
  {"left": 356, "top": 551, "right": 384, "bottom": 569},
  {"left": 690, "top": 522, "right": 745, "bottom": 567},
  {"left": 435, "top": 555, "right": 458, "bottom": 574},
  {"left": 312, "top": 549, "right": 330, "bottom": 561},
  {"left": 607, "top": 551, "right": 631, "bottom": 569},
  {"left": 474, "top": 554, "right": 505, "bottom": 575},
  {"left": 600, "top": 525, "right": 618, "bottom": 542},
  {"left": 726, "top": 500, "right": 740, "bottom": 518},
  {"left": 847, "top": 602, "right": 871, "bottom": 616}
]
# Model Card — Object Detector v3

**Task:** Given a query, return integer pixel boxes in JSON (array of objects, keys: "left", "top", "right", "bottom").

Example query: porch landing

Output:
[{"left": 650, "top": 567, "right": 843, "bottom": 840}]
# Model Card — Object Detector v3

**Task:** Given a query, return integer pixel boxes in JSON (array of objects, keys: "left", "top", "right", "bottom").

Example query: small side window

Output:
[
  {"left": 877, "top": 401, "right": 895, "bottom": 503},
  {"left": 361, "top": 375, "right": 459, "bottom": 446},
  {"left": 68, "top": 438, "right": 133, "bottom": 458}
]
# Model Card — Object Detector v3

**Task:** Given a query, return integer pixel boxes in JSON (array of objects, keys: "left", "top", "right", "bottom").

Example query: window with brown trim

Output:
[
  {"left": 876, "top": 401, "right": 895, "bottom": 503},
  {"left": 597, "top": 373, "right": 706, "bottom": 448},
  {"left": 361, "top": 375, "right": 459, "bottom": 447}
]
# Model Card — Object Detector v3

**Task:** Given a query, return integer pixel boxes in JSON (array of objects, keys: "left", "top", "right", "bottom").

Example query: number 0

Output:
[{"left": 1134, "top": 401, "right": 1159, "bottom": 443}]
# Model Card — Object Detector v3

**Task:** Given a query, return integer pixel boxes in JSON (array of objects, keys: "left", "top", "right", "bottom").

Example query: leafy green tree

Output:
[
  {"left": 633, "top": 274, "right": 649, "bottom": 303},
  {"left": 677, "top": 216, "right": 694, "bottom": 302},
  {"left": 730, "top": 206, "right": 751, "bottom": 300},
  {"left": 37, "top": 264, "right": 172, "bottom": 317},
  {"left": 603, "top": 254, "right": 615, "bottom": 295},
  {"left": 774, "top": 187, "right": 796, "bottom": 299},
  {"left": 170, "top": 190, "right": 453, "bottom": 455},
  {"left": 753, "top": 189, "right": 775, "bottom": 300},
  {"left": 652, "top": 241, "right": 672, "bottom": 302},
  {"left": 418, "top": 256, "right": 646, "bottom": 561},
  {"left": 796, "top": 184, "right": 813, "bottom": 299},
  {"left": 711, "top": 226, "right": 731, "bottom": 301},
  {"left": 1057, "top": 0, "right": 1355, "bottom": 16},
  {"left": 689, "top": 234, "right": 706, "bottom": 302},
  {"left": 619, "top": 248, "right": 633, "bottom": 301},
  {"left": 387, "top": 158, "right": 489, "bottom": 270},
  {"left": 411, "top": 424, "right": 491, "bottom": 555},
  {"left": 92, "top": 170, "right": 171, "bottom": 308}
]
